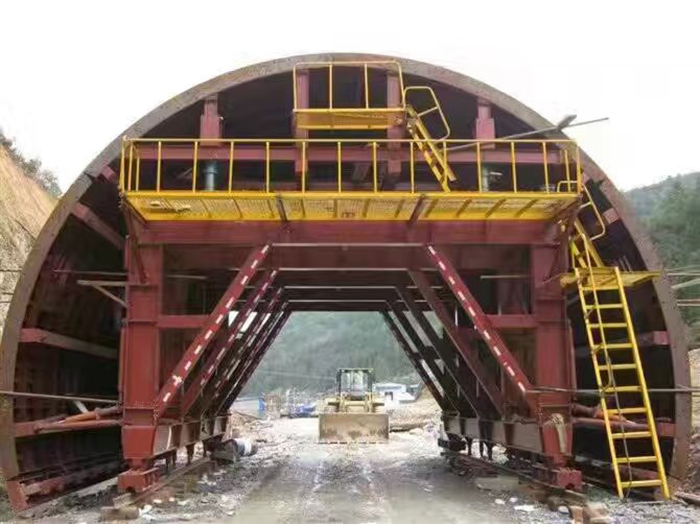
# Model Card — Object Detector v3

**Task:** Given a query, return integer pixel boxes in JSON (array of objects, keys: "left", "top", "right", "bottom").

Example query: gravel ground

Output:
[{"left": 4, "top": 417, "right": 700, "bottom": 523}]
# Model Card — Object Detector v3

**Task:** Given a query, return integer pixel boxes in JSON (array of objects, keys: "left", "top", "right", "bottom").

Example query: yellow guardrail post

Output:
[
  {"left": 228, "top": 141, "right": 234, "bottom": 193},
  {"left": 127, "top": 142, "right": 134, "bottom": 192},
  {"left": 135, "top": 146, "right": 141, "bottom": 191},
  {"left": 328, "top": 64, "right": 333, "bottom": 110},
  {"left": 576, "top": 146, "right": 583, "bottom": 195},
  {"left": 409, "top": 142, "right": 415, "bottom": 193},
  {"left": 156, "top": 141, "right": 162, "bottom": 192},
  {"left": 563, "top": 148, "right": 571, "bottom": 189},
  {"left": 542, "top": 142, "right": 549, "bottom": 193},
  {"left": 192, "top": 141, "right": 199, "bottom": 192},
  {"left": 372, "top": 142, "right": 378, "bottom": 193},
  {"left": 301, "top": 141, "right": 307, "bottom": 193},
  {"left": 119, "top": 138, "right": 126, "bottom": 191},
  {"left": 265, "top": 141, "right": 271, "bottom": 193},
  {"left": 510, "top": 142, "right": 517, "bottom": 192},
  {"left": 337, "top": 142, "right": 342, "bottom": 192}
]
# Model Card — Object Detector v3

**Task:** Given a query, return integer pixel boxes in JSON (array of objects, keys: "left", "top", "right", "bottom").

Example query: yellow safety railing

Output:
[
  {"left": 292, "top": 60, "right": 405, "bottom": 112},
  {"left": 404, "top": 86, "right": 451, "bottom": 141},
  {"left": 118, "top": 137, "right": 583, "bottom": 196}
]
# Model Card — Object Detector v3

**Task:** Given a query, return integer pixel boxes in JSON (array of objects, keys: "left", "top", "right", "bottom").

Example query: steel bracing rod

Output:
[
  {"left": 199, "top": 290, "right": 284, "bottom": 413},
  {"left": 215, "top": 308, "right": 291, "bottom": 415},
  {"left": 395, "top": 286, "right": 495, "bottom": 418},
  {"left": 181, "top": 270, "right": 278, "bottom": 414},
  {"left": 379, "top": 310, "right": 450, "bottom": 411},
  {"left": 154, "top": 244, "right": 272, "bottom": 418},
  {"left": 409, "top": 270, "right": 504, "bottom": 414},
  {"left": 425, "top": 245, "right": 536, "bottom": 412},
  {"left": 386, "top": 301, "right": 464, "bottom": 413}
]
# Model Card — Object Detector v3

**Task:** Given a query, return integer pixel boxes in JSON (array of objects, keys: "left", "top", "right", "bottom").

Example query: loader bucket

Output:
[{"left": 318, "top": 413, "right": 389, "bottom": 443}]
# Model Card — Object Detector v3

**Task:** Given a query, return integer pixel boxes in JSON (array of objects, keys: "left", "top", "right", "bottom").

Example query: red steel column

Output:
[{"left": 121, "top": 242, "right": 163, "bottom": 471}]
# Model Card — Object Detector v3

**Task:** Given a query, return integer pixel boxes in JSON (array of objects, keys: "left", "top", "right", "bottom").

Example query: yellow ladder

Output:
[
  {"left": 573, "top": 234, "right": 670, "bottom": 499},
  {"left": 404, "top": 87, "right": 456, "bottom": 192}
]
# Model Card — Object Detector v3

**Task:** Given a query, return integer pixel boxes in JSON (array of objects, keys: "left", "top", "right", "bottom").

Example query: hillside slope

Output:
[{"left": 0, "top": 145, "right": 56, "bottom": 336}]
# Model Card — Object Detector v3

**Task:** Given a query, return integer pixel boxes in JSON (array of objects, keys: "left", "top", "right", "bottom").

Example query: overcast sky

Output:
[{"left": 1, "top": 1, "right": 698, "bottom": 191}]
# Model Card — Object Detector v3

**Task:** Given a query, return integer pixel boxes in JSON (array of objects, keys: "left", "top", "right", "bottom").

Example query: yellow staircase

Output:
[{"left": 572, "top": 225, "right": 670, "bottom": 498}]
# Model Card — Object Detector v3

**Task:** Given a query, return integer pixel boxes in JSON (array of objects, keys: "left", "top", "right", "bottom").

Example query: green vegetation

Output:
[
  {"left": 0, "top": 129, "right": 61, "bottom": 197},
  {"left": 625, "top": 172, "right": 700, "bottom": 325}
]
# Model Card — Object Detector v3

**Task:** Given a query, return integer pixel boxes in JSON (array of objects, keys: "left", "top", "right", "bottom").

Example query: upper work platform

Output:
[{"left": 119, "top": 137, "right": 583, "bottom": 222}]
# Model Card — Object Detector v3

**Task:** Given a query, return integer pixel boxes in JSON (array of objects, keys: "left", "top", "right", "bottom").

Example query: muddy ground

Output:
[{"left": 4, "top": 417, "right": 699, "bottom": 524}]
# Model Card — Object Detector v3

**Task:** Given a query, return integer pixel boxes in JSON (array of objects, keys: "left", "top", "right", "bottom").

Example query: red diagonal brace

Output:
[
  {"left": 154, "top": 244, "right": 272, "bottom": 419},
  {"left": 425, "top": 244, "right": 536, "bottom": 413},
  {"left": 181, "top": 270, "right": 277, "bottom": 414},
  {"left": 409, "top": 270, "right": 504, "bottom": 414},
  {"left": 380, "top": 310, "right": 449, "bottom": 411},
  {"left": 215, "top": 307, "right": 291, "bottom": 414},
  {"left": 201, "top": 289, "right": 284, "bottom": 411}
]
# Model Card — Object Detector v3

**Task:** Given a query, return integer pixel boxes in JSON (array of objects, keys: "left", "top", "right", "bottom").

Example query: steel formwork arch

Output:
[{"left": 0, "top": 53, "right": 689, "bottom": 510}]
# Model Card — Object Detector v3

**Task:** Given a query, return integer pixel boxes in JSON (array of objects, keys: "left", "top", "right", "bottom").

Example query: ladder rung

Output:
[
  {"left": 608, "top": 407, "right": 647, "bottom": 415},
  {"left": 617, "top": 456, "right": 658, "bottom": 465},
  {"left": 584, "top": 303, "right": 624, "bottom": 310},
  {"left": 598, "top": 363, "right": 638, "bottom": 372},
  {"left": 593, "top": 343, "right": 633, "bottom": 351},
  {"left": 604, "top": 385, "right": 642, "bottom": 393},
  {"left": 589, "top": 322, "right": 628, "bottom": 329},
  {"left": 619, "top": 479, "right": 663, "bottom": 489},
  {"left": 582, "top": 286, "right": 619, "bottom": 291},
  {"left": 611, "top": 431, "right": 651, "bottom": 440}
]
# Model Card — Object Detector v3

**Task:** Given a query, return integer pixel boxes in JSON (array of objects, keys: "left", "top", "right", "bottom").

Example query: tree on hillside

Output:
[{"left": 0, "top": 129, "right": 61, "bottom": 197}]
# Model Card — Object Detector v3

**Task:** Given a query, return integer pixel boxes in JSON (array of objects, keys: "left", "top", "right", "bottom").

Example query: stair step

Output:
[
  {"left": 584, "top": 303, "right": 624, "bottom": 310},
  {"left": 617, "top": 456, "right": 659, "bottom": 465},
  {"left": 611, "top": 431, "right": 651, "bottom": 440},
  {"left": 607, "top": 407, "right": 648, "bottom": 415},
  {"left": 603, "top": 385, "right": 642, "bottom": 393},
  {"left": 619, "top": 479, "right": 663, "bottom": 489},
  {"left": 598, "top": 363, "right": 638, "bottom": 372},
  {"left": 589, "top": 322, "right": 628, "bottom": 329},
  {"left": 593, "top": 343, "right": 633, "bottom": 351}
]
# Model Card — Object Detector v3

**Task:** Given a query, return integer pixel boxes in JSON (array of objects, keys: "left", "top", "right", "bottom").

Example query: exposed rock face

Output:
[{"left": 0, "top": 145, "right": 55, "bottom": 337}]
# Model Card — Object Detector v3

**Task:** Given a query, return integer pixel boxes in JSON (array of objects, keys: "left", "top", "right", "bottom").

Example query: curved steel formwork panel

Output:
[{"left": 0, "top": 53, "right": 689, "bottom": 510}]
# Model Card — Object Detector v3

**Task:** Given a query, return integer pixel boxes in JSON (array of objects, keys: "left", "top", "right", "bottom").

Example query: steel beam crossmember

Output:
[
  {"left": 153, "top": 244, "right": 272, "bottom": 418},
  {"left": 425, "top": 244, "right": 536, "bottom": 412},
  {"left": 181, "top": 270, "right": 278, "bottom": 414}
]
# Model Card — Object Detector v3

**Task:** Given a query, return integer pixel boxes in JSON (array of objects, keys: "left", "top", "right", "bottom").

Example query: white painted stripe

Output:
[
  {"left": 216, "top": 314, "right": 224, "bottom": 324},
  {"left": 428, "top": 246, "right": 436, "bottom": 255},
  {"left": 457, "top": 291, "right": 466, "bottom": 302},
  {"left": 208, "top": 365, "right": 215, "bottom": 374},
  {"left": 204, "top": 330, "right": 213, "bottom": 340},
  {"left": 172, "top": 375, "right": 182, "bottom": 385},
  {"left": 229, "top": 334, "right": 235, "bottom": 343},
  {"left": 251, "top": 259, "right": 259, "bottom": 269},
  {"left": 507, "top": 366, "right": 515, "bottom": 377},
  {"left": 271, "top": 269, "right": 278, "bottom": 277},
  {"left": 518, "top": 382, "right": 526, "bottom": 393},
  {"left": 163, "top": 392, "right": 171, "bottom": 402},
  {"left": 448, "top": 276, "right": 455, "bottom": 285},
  {"left": 262, "top": 245, "right": 270, "bottom": 254},
  {"left": 226, "top": 298, "right": 234, "bottom": 308},
  {"left": 262, "top": 283, "right": 269, "bottom": 291},
  {"left": 493, "top": 346, "right": 501, "bottom": 356},
  {"left": 184, "top": 361, "right": 192, "bottom": 371},
  {"left": 483, "top": 330, "right": 491, "bottom": 341},
  {"left": 438, "top": 261, "right": 446, "bottom": 271},
  {"left": 195, "top": 344, "right": 203, "bottom": 355},
  {"left": 241, "top": 275, "right": 249, "bottom": 285},
  {"left": 201, "top": 378, "right": 206, "bottom": 386},
  {"left": 467, "top": 307, "right": 475, "bottom": 317}
]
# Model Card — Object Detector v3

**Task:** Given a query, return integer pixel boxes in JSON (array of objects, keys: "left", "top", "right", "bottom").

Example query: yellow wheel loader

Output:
[{"left": 319, "top": 368, "right": 390, "bottom": 443}]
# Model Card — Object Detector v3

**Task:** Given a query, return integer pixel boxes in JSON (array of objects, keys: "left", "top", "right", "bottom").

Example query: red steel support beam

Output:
[
  {"left": 180, "top": 270, "right": 277, "bottom": 414},
  {"left": 409, "top": 270, "right": 504, "bottom": 413},
  {"left": 20, "top": 328, "right": 117, "bottom": 359},
  {"left": 215, "top": 307, "right": 291, "bottom": 414},
  {"left": 153, "top": 244, "right": 272, "bottom": 419},
  {"left": 379, "top": 310, "right": 449, "bottom": 411},
  {"left": 425, "top": 244, "right": 537, "bottom": 414},
  {"left": 72, "top": 202, "right": 124, "bottom": 251},
  {"left": 396, "top": 286, "right": 498, "bottom": 418}
]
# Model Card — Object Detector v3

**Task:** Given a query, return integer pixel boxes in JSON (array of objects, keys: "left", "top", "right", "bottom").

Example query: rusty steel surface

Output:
[{"left": 0, "top": 53, "right": 689, "bottom": 510}]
